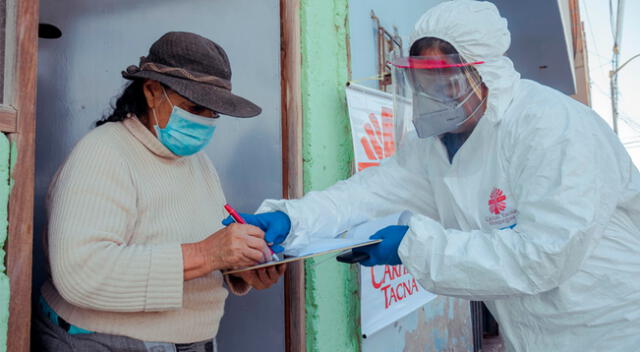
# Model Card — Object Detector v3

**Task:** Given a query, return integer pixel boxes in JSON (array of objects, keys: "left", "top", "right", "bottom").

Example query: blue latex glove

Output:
[
  {"left": 222, "top": 211, "right": 291, "bottom": 253},
  {"left": 352, "top": 225, "right": 409, "bottom": 266}
]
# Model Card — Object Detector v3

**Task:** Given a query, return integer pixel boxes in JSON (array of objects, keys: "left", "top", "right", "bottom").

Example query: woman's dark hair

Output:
[
  {"left": 96, "top": 79, "right": 149, "bottom": 127},
  {"left": 409, "top": 37, "right": 459, "bottom": 56}
]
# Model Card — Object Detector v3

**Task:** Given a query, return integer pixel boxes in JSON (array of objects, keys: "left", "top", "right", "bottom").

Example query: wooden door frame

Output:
[
  {"left": 280, "top": 0, "right": 305, "bottom": 351},
  {"left": 3, "top": 0, "right": 39, "bottom": 351}
]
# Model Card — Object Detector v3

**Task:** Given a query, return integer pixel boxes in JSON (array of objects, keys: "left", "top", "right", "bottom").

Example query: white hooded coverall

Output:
[{"left": 258, "top": 1, "right": 640, "bottom": 351}]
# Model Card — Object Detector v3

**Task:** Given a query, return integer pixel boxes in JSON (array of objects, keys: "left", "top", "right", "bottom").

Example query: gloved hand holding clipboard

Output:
[
  {"left": 337, "top": 211, "right": 413, "bottom": 266},
  {"left": 337, "top": 225, "right": 409, "bottom": 266}
]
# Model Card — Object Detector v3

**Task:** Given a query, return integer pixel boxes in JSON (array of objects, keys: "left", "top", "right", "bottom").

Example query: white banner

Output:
[
  {"left": 345, "top": 84, "right": 396, "bottom": 171},
  {"left": 346, "top": 83, "right": 437, "bottom": 337},
  {"left": 360, "top": 265, "right": 437, "bottom": 337}
]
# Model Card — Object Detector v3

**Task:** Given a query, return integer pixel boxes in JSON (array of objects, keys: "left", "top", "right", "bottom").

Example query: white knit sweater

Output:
[{"left": 41, "top": 116, "right": 246, "bottom": 343}]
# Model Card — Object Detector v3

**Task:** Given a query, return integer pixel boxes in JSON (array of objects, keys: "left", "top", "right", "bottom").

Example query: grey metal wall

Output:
[{"left": 34, "top": 1, "right": 284, "bottom": 351}]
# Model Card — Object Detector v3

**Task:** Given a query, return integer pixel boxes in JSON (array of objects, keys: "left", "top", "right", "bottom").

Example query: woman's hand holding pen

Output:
[
  {"left": 181, "top": 223, "right": 272, "bottom": 280},
  {"left": 221, "top": 211, "right": 291, "bottom": 253}
]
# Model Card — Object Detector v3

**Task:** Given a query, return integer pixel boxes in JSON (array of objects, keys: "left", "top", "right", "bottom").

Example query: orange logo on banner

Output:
[{"left": 358, "top": 107, "right": 396, "bottom": 171}]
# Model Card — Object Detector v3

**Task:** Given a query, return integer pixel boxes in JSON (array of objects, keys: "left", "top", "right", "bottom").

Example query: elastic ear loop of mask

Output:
[
  {"left": 151, "top": 87, "right": 174, "bottom": 129},
  {"left": 463, "top": 64, "right": 484, "bottom": 99},
  {"left": 453, "top": 88, "right": 487, "bottom": 128},
  {"left": 161, "top": 86, "right": 175, "bottom": 107},
  {"left": 151, "top": 106, "right": 161, "bottom": 128},
  {"left": 450, "top": 63, "right": 486, "bottom": 128}
]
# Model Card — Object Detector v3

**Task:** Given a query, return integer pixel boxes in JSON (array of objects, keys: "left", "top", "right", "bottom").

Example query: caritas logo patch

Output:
[{"left": 488, "top": 188, "right": 507, "bottom": 215}]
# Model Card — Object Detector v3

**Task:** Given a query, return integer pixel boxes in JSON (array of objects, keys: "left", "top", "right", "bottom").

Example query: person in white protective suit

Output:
[{"left": 222, "top": 1, "right": 640, "bottom": 350}]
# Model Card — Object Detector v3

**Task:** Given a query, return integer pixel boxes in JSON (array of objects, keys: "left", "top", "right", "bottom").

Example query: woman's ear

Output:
[{"left": 142, "top": 80, "right": 164, "bottom": 110}]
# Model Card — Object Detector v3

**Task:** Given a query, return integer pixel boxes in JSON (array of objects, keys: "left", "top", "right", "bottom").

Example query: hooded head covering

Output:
[{"left": 410, "top": 0, "right": 520, "bottom": 123}]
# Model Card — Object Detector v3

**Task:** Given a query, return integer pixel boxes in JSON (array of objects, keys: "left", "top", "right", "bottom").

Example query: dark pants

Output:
[{"left": 32, "top": 308, "right": 217, "bottom": 352}]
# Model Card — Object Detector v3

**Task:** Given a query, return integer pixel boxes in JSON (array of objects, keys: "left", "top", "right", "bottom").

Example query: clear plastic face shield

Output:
[{"left": 390, "top": 54, "right": 487, "bottom": 142}]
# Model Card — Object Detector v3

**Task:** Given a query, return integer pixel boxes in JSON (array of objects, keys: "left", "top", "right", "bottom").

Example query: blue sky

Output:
[{"left": 581, "top": 0, "right": 640, "bottom": 165}]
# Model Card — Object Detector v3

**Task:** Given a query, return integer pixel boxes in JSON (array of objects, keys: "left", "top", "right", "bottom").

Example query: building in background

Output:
[{"left": 569, "top": 0, "right": 592, "bottom": 106}]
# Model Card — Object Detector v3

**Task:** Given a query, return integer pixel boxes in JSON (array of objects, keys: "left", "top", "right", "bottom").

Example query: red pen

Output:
[{"left": 224, "top": 204, "right": 280, "bottom": 262}]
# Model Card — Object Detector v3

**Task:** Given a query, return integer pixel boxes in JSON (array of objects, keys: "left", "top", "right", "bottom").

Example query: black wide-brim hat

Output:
[{"left": 123, "top": 31, "right": 261, "bottom": 118}]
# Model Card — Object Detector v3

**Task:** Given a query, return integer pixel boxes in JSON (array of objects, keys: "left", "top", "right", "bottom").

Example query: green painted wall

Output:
[
  {"left": 299, "top": 0, "right": 359, "bottom": 351},
  {"left": 0, "top": 134, "right": 11, "bottom": 352}
]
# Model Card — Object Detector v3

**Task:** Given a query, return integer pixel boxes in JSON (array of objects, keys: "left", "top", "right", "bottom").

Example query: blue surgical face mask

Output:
[{"left": 152, "top": 89, "right": 218, "bottom": 156}]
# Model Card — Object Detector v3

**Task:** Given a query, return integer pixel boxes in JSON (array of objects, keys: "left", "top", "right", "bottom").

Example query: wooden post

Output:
[
  {"left": 0, "top": 107, "right": 17, "bottom": 133},
  {"left": 6, "top": 0, "right": 39, "bottom": 350},
  {"left": 280, "top": 0, "right": 305, "bottom": 351}
]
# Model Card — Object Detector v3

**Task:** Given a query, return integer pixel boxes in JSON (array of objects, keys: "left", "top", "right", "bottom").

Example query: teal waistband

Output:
[{"left": 39, "top": 296, "right": 94, "bottom": 335}]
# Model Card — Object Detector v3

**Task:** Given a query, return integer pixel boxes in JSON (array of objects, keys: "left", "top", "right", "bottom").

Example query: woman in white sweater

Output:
[{"left": 34, "top": 32, "right": 285, "bottom": 352}]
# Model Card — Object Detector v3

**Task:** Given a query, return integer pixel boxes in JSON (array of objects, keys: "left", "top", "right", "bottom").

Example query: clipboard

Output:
[{"left": 223, "top": 239, "right": 382, "bottom": 275}]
